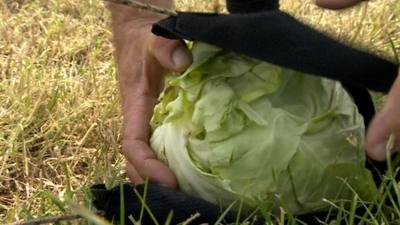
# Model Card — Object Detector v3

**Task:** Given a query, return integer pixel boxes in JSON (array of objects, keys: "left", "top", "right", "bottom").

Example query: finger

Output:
[
  {"left": 316, "top": 0, "right": 365, "bottom": 9},
  {"left": 147, "top": 36, "right": 192, "bottom": 73},
  {"left": 119, "top": 42, "right": 178, "bottom": 188},
  {"left": 366, "top": 73, "right": 400, "bottom": 161},
  {"left": 126, "top": 161, "right": 144, "bottom": 184},
  {"left": 121, "top": 94, "right": 177, "bottom": 188},
  {"left": 122, "top": 139, "right": 177, "bottom": 188}
]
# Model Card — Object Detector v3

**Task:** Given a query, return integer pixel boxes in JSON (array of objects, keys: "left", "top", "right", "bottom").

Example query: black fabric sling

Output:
[
  {"left": 92, "top": 0, "right": 399, "bottom": 224},
  {"left": 92, "top": 183, "right": 358, "bottom": 224},
  {"left": 152, "top": 9, "right": 398, "bottom": 93},
  {"left": 92, "top": 183, "right": 266, "bottom": 225}
]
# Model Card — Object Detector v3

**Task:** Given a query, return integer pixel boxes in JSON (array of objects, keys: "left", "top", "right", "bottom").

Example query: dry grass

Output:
[
  {"left": 0, "top": 0, "right": 124, "bottom": 222},
  {"left": 0, "top": 0, "right": 399, "bottom": 224}
]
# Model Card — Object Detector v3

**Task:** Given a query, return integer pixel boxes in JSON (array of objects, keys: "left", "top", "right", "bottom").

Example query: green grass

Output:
[{"left": 0, "top": 0, "right": 399, "bottom": 224}]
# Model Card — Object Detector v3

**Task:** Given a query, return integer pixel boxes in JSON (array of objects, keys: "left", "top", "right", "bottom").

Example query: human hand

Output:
[
  {"left": 366, "top": 75, "right": 400, "bottom": 161},
  {"left": 316, "top": 0, "right": 400, "bottom": 161},
  {"left": 108, "top": 2, "right": 192, "bottom": 187}
]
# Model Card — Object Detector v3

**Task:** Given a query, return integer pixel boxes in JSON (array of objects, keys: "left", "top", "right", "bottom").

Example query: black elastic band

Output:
[
  {"left": 91, "top": 183, "right": 265, "bottom": 225},
  {"left": 227, "top": 0, "right": 279, "bottom": 13},
  {"left": 152, "top": 12, "right": 398, "bottom": 93},
  {"left": 91, "top": 182, "right": 387, "bottom": 224}
]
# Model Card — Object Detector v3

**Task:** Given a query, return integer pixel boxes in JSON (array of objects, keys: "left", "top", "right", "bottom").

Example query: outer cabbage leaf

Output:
[{"left": 150, "top": 42, "right": 377, "bottom": 215}]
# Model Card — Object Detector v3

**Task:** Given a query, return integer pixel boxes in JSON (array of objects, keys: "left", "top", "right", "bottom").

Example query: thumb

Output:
[
  {"left": 366, "top": 73, "right": 400, "bottom": 161},
  {"left": 365, "top": 109, "right": 393, "bottom": 161},
  {"left": 148, "top": 36, "right": 192, "bottom": 73}
]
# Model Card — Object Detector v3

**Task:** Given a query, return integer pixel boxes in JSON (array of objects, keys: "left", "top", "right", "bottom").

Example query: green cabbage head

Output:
[{"left": 150, "top": 42, "right": 377, "bottom": 215}]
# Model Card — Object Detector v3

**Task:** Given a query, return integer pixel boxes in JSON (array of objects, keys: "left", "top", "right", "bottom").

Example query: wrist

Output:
[{"left": 108, "top": 0, "right": 172, "bottom": 26}]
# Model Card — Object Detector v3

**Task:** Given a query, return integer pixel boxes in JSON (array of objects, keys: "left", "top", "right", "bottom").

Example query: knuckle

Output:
[
  {"left": 121, "top": 138, "right": 155, "bottom": 164},
  {"left": 121, "top": 139, "right": 135, "bottom": 158},
  {"left": 147, "top": 35, "right": 164, "bottom": 53},
  {"left": 149, "top": 37, "right": 180, "bottom": 54},
  {"left": 121, "top": 139, "right": 138, "bottom": 157}
]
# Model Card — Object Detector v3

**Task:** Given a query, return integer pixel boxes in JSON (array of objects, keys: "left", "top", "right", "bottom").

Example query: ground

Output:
[{"left": 0, "top": 0, "right": 399, "bottom": 224}]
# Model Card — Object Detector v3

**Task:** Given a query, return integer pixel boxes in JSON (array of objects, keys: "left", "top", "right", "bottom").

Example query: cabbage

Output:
[{"left": 150, "top": 42, "right": 377, "bottom": 215}]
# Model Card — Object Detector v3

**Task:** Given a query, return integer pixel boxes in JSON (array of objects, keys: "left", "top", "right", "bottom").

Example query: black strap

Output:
[
  {"left": 91, "top": 183, "right": 389, "bottom": 224},
  {"left": 91, "top": 183, "right": 265, "bottom": 225},
  {"left": 152, "top": 11, "right": 398, "bottom": 93},
  {"left": 90, "top": 183, "right": 326, "bottom": 224},
  {"left": 227, "top": 0, "right": 279, "bottom": 13}
]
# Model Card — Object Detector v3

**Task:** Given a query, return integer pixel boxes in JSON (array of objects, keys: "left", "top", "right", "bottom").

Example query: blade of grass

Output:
[
  {"left": 133, "top": 181, "right": 160, "bottom": 225},
  {"left": 119, "top": 183, "right": 125, "bottom": 225}
]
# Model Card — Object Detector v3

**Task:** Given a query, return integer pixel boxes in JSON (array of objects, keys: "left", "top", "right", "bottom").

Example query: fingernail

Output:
[{"left": 172, "top": 46, "right": 190, "bottom": 68}]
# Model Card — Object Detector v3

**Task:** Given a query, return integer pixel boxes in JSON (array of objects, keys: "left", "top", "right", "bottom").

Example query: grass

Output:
[{"left": 0, "top": 0, "right": 399, "bottom": 224}]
